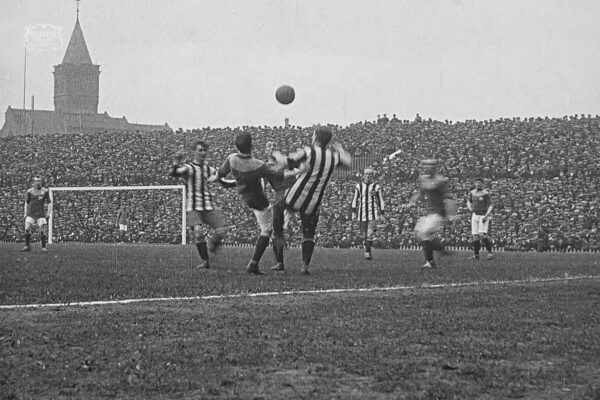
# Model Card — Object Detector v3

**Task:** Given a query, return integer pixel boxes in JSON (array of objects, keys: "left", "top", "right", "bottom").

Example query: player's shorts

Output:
[
  {"left": 253, "top": 206, "right": 273, "bottom": 235},
  {"left": 359, "top": 220, "right": 378, "bottom": 238},
  {"left": 414, "top": 213, "right": 444, "bottom": 241},
  {"left": 471, "top": 214, "right": 490, "bottom": 235},
  {"left": 25, "top": 217, "right": 47, "bottom": 230},
  {"left": 118, "top": 224, "right": 128, "bottom": 232},
  {"left": 187, "top": 209, "right": 225, "bottom": 229}
]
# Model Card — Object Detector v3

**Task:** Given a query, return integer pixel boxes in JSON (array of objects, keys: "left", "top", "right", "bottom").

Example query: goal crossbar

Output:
[{"left": 48, "top": 185, "right": 187, "bottom": 245}]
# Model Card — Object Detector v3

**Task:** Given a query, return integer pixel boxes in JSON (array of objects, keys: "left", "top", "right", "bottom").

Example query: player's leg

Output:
[
  {"left": 414, "top": 214, "right": 438, "bottom": 269},
  {"left": 247, "top": 207, "right": 273, "bottom": 275},
  {"left": 299, "top": 211, "right": 320, "bottom": 274},
  {"left": 38, "top": 218, "right": 48, "bottom": 251},
  {"left": 480, "top": 218, "right": 494, "bottom": 259},
  {"left": 360, "top": 221, "right": 371, "bottom": 260},
  {"left": 271, "top": 202, "right": 286, "bottom": 271},
  {"left": 21, "top": 217, "right": 34, "bottom": 251},
  {"left": 201, "top": 210, "right": 226, "bottom": 254},
  {"left": 193, "top": 224, "right": 210, "bottom": 268},
  {"left": 471, "top": 214, "right": 481, "bottom": 259},
  {"left": 188, "top": 211, "right": 209, "bottom": 268}
]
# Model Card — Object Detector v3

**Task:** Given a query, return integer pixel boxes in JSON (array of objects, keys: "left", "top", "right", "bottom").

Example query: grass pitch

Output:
[{"left": 1, "top": 243, "right": 599, "bottom": 399}]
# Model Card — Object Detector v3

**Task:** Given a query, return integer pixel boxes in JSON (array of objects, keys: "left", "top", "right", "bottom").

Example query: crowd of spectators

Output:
[{"left": 0, "top": 113, "right": 598, "bottom": 252}]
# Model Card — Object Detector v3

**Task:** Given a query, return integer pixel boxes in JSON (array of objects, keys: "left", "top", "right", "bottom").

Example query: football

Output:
[{"left": 275, "top": 85, "right": 295, "bottom": 105}]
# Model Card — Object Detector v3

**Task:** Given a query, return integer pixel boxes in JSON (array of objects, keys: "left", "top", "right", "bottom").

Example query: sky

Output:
[{"left": 1, "top": 0, "right": 599, "bottom": 129}]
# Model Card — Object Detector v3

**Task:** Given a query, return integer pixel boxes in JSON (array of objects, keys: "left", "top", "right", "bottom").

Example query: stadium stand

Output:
[{"left": 1, "top": 114, "right": 599, "bottom": 251}]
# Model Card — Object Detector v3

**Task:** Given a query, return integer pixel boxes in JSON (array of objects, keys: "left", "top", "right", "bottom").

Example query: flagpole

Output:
[{"left": 22, "top": 43, "right": 27, "bottom": 137}]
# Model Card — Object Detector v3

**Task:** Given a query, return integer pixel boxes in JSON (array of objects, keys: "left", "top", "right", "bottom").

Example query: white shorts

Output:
[
  {"left": 119, "top": 224, "right": 128, "bottom": 232},
  {"left": 25, "top": 217, "right": 47, "bottom": 230},
  {"left": 471, "top": 214, "right": 490, "bottom": 235},
  {"left": 253, "top": 206, "right": 273, "bottom": 235},
  {"left": 414, "top": 214, "right": 444, "bottom": 241}
]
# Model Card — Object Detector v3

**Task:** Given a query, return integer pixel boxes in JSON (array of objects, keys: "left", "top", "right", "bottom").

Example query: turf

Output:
[{"left": 0, "top": 243, "right": 599, "bottom": 399}]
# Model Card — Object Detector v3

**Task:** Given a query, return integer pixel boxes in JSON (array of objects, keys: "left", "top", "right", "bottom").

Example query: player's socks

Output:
[
  {"left": 431, "top": 238, "right": 444, "bottom": 251},
  {"left": 25, "top": 232, "right": 31, "bottom": 247},
  {"left": 251, "top": 235, "right": 270, "bottom": 264},
  {"left": 365, "top": 239, "right": 373, "bottom": 253},
  {"left": 482, "top": 237, "right": 493, "bottom": 253},
  {"left": 40, "top": 232, "right": 47, "bottom": 248},
  {"left": 302, "top": 240, "right": 315, "bottom": 266},
  {"left": 209, "top": 233, "right": 223, "bottom": 253},
  {"left": 473, "top": 240, "right": 481, "bottom": 256},
  {"left": 272, "top": 237, "right": 285, "bottom": 263},
  {"left": 422, "top": 240, "right": 434, "bottom": 262},
  {"left": 196, "top": 242, "right": 209, "bottom": 262}
]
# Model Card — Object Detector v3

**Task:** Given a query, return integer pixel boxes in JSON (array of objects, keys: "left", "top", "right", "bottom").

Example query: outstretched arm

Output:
[
  {"left": 407, "top": 191, "right": 421, "bottom": 208},
  {"left": 331, "top": 142, "right": 352, "bottom": 168},
  {"left": 170, "top": 151, "right": 188, "bottom": 177}
]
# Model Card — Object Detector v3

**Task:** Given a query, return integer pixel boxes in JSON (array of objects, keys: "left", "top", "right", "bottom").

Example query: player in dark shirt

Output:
[
  {"left": 406, "top": 159, "right": 454, "bottom": 269},
  {"left": 21, "top": 177, "right": 52, "bottom": 252},
  {"left": 467, "top": 179, "right": 495, "bottom": 259},
  {"left": 213, "top": 132, "right": 297, "bottom": 275}
]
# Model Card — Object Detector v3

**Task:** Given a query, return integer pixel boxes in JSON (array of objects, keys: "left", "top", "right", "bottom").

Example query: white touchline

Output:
[{"left": 0, "top": 275, "right": 598, "bottom": 310}]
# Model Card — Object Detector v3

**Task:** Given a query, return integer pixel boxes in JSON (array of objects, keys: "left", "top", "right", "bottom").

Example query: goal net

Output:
[{"left": 48, "top": 185, "right": 187, "bottom": 245}]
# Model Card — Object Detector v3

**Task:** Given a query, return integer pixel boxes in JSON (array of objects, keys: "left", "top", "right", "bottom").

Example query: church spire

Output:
[{"left": 62, "top": 2, "right": 93, "bottom": 65}]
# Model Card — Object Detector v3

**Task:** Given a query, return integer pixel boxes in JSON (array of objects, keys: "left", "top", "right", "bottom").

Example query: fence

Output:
[{"left": 333, "top": 154, "right": 382, "bottom": 180}]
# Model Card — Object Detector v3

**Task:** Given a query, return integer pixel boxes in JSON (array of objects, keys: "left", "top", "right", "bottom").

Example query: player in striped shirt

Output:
[
  {"left": 213, "top": 132, "right": 297, "bottom": 275},
  {"left": 273, "top": 126, "right": 352, "bottom": 274},
  {"left": 406, "top": 159, "right": 454, "bottom": 269},
  {"left": 21, "top": 177, "right": 52, "bottom": 252},
  {"left": 171, "top": 140, "right": 231, "bottom": 269},
  {"left": 467, "top": 179, "right": 494, "bottom": 260},
  {"left": 351, "top": 168, "right": 385, "bottom": 260}
]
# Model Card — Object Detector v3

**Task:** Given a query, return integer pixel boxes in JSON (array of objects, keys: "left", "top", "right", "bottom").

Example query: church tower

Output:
[{"left": 53, "top": 4, "right": 100, "bottom": 114}]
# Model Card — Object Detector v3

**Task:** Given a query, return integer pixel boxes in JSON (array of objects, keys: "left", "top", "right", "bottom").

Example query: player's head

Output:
[
  {"left": 312, "top": 126, "right": 332, "bottom": 147},
  {"left": 363, "top": 168, "right": 374, "bottom": 183},
  {"left": 193, "top": 140, "right": 208, "bottom": 161},
  {"left": 265, "top": 141, "right": 275, "bottom": 157},
  {"left": 33, "top": 177, "right": 42, "bottom": 189},
  {"left": 420, "top": 159, "right": 437, "bottom": 175},
  {"left": 474, "top": 179, "right": 483, "bottom": 190},
  {"left": 235, "top": 132, "right": 253, "bottom": 154}
]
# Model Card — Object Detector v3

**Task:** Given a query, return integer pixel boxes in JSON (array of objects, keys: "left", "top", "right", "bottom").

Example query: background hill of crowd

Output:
[{"left": 1, "top": 114, "right": 599, "bottom": 251}]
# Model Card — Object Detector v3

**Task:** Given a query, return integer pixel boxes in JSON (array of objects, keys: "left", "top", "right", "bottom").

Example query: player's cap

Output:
[
  {"left": 420, "top": 159, "right": 438, "bottom": 167},
  {"left": 364, "top": 168, "right": 374, "bottom": 174},
  {"left": 234, "top": 132, "right": 252, "bottom": 153}
]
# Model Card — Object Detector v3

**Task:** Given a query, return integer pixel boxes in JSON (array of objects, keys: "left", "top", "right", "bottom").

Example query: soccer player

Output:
[
  {"left": 21, "top": 177, "right": 52, "bottom": 252},
  {"left": 212, "top": 132, "right": 297, "bottom": 275},
  {"left": 467, "top": 179, "right": 494, "bottom": 260},
  {"left": 115, "top": 204, "right": 131, "bottom": 243},
  {"left": 264, "top": 141, "right": 295, "bottom": 271},
  {"left": 170, "top": 140, "right": 229, "bottom": 269},
  {"left": 273, "top": 126, "right": 352, "bottom": 274},
  {"left": 406, "top": 159, "right": 453, "bottom": 269},
  {"left": 351, "top": 168, "right": 385, "bottom": 260}
]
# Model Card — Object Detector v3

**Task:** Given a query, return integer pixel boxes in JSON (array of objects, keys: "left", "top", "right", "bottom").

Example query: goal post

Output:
[{"left": 48, "top": 185, "right": 187, "bottom": 245}]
